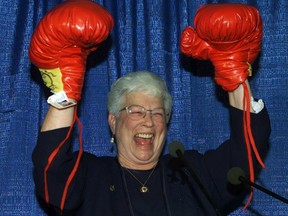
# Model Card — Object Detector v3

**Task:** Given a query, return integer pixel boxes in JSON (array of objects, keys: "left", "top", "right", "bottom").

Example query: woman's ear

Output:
[{"left": 108, "top": 113, "right": 116, "bottom": 134}]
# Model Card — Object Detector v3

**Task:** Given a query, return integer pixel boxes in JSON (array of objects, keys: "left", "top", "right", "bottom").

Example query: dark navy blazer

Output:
[{"left": 32, "top": 107, "right": 270, "bottom": 216}]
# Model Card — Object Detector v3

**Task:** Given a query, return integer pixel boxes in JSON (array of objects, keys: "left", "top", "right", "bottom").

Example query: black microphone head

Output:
[
  {"left": 168, "top": 141, "right": 184, "bottom": 158},
  {"left": 227, "top": 167, "right": 246, "bottom": 185}
]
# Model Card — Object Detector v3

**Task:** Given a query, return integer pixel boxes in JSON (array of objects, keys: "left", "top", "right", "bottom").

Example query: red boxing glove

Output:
[
  {"left": 180, "top": 4, "right": 262, "bottom": 91},
  {"left": 180, "top": 4, "right": 264, "bottom": 209},
  {"left": 29, "top": 0, "right": 114, "bottom": 108}
]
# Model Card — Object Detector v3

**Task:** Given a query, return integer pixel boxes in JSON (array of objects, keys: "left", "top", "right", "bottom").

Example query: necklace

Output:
[
  {"left": 119, "top": 161, "right": 172, "bottom": 216},
  {"left": 125, "top": 166, "right": 157, "bottom": 193}
]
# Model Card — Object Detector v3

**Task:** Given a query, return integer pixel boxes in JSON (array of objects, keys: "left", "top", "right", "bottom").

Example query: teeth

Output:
[{"left": 135, "top": 133, "right": 153, "bottom": 139}]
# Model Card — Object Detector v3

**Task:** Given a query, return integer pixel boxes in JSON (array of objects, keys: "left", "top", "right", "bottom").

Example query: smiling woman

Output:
[
  {"left": 105, "top": 72, "right": 172, "bottom": 214},
  {"left": 1, "top": 0, "right": 286, "bottom": 214},
  {"left": 33, "top": 70, "right": 270, "bottom": 216},
  {"left": 107, "top": 71, "right": 171, "bottom": 170},
  {"left": 29, "top": 1, "right": 271, "bottom": 216}
]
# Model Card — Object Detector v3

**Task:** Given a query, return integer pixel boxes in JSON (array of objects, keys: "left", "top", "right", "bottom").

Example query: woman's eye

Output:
[
  {"left": 131, "top": 111, "right": 143, "bottom": 116},
  {"left": 153, "top": 113, "right": 163, "bottom": 117}
]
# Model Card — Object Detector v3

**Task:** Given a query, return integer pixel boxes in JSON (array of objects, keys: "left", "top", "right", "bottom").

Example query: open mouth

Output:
[{"left": 134, "top": 133, "right": 154, "bottom": 147}]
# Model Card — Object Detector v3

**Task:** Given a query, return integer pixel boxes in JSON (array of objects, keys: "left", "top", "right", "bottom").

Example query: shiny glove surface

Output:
[
  {"left": 180, "top": 4, "right": 262, "bottom": 91},
  {"left": 29, "top": 0, "right": 114, "bottom": 108}
]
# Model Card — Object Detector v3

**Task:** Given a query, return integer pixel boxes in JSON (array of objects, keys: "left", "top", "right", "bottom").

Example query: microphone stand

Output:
[
  {"left": 176, "top": 150, "right": 223, "bottom": 216},
  {"left": 239, "top": 176, "right": 288, "bottom": 205}
]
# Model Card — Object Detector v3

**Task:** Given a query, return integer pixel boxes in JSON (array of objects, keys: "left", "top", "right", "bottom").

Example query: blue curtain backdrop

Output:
[{"left": 0, "top": 0, "right": 287, "bottom": 215}]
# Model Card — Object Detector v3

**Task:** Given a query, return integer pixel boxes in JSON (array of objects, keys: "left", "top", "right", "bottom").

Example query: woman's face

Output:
[{"left": 108, "top": 92, "right": 167, "bottom": 170}]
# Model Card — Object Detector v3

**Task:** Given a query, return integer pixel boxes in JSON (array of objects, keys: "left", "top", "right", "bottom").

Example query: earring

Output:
[
  {"left": 110, "top": 136, "right": 115, "bottom": 143},
  {"left": 110, "top": 135, "right": 115, "bottom": 153}
]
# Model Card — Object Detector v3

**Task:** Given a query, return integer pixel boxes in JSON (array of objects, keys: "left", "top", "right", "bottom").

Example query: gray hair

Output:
[{"left": 107, "top": 71, "right": 172, "bottom": 123}]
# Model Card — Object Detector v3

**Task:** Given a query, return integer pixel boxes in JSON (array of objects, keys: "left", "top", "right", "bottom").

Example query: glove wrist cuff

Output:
[{"left": 47, "top": 91, "right": 77, "bottom": 109}]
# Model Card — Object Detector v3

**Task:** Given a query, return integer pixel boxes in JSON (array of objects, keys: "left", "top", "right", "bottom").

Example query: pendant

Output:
[{"left": 140, "top": 186, "right": 149, "bottom": 193}]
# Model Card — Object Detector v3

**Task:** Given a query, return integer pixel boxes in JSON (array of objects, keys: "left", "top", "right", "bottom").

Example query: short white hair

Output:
[{"left": 107, "top": 71, "right": 172, "bottom": 123}]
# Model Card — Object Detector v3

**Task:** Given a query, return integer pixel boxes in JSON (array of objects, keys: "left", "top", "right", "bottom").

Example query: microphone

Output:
[
  {"left": 227, "top": 167, "right": 288, "bottom": 205},
  {"left": 168, "top": 140, "right": 184, "bottom": 158},
  {"left": 168, "top": 141, "right": 222, "bottom": 216}
]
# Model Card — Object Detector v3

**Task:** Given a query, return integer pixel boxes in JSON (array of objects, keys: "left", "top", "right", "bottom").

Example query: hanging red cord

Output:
[
  {"left": 28, "top": 0, "right": 114, "bottom": 212},
  {"left": 43, "top": 106, "right": 83, "bottom": 212}
]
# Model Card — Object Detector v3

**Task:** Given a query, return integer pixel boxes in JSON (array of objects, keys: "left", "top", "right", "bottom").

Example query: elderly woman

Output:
[
  {"left": 29, "top": 1, "right": 271, "bottom": 215},
  {"left": 33, "top": 71, "right": 270, "bottom": 216}
]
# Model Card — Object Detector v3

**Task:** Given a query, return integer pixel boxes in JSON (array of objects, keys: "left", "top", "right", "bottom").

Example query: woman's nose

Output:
[{"left": 143, "top": 111, "right": 154, "bottom": 126}]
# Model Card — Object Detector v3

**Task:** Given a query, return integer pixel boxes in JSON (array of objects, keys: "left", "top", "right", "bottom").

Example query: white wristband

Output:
[{"left": 47, "top": 91, "right": 77, "bottom": 109}]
